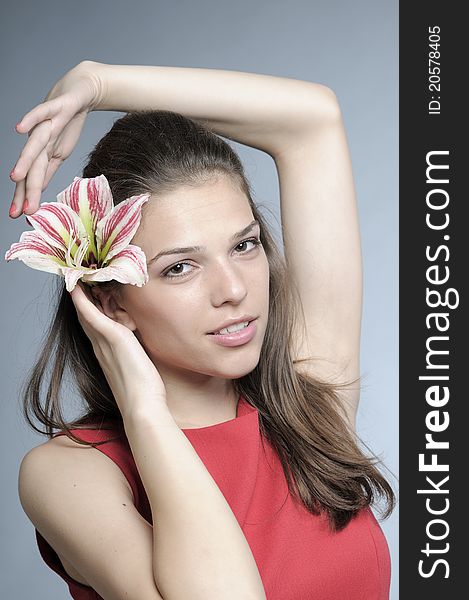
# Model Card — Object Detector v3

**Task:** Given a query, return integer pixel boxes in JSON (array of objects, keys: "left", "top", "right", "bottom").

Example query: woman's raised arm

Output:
[
  {"left": 93, "top": 61, "right": 337, "bottom": 151},
  {"left": 9, "top": 60, "right": 335, "bottom": 215}
]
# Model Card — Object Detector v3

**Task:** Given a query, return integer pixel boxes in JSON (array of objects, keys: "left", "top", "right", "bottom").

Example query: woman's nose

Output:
[{"left": 209, "top": 260, "right": 248, "bottom": 306}]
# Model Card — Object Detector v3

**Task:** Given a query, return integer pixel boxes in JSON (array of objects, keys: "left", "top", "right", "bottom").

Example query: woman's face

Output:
[{"left": 114, "top": 175, "right": 270, "bottom": 382}]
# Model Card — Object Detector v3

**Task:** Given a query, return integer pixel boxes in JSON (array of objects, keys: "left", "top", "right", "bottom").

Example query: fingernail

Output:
[
  {"left": 23, "top": 199, "right": 29, "bottom": 213},
  {"left": 9, "top": 202, "right": 16, "bottom": 217}
]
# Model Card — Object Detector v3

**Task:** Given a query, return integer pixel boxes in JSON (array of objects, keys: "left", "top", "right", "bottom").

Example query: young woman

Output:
[{"left": 10, "top": 61, "right": 396, "bottom": 599}]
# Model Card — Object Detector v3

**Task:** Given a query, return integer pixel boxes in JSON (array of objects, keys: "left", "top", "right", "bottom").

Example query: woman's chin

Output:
[{"left": 211, "top": 353, "right": 261, "bottom": 379}]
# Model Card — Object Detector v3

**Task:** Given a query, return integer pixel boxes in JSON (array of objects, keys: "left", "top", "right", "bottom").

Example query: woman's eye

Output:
[
  {"left": 162, "top": 238, "right": 262, "bottom": 279},
  {"left": 163, "top": 262, "right": 192, "bottom": 279},
  {"left": 236, "top": 237, "right": 262, "bottom": 253}
]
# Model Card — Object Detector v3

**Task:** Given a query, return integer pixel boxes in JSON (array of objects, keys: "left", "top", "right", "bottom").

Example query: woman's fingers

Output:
[
  {"left": 10, "top": 107, "right": 73, "bottom": 214},
  {"left": 70, "top": 282, "right": 102, "bottom": 321},
  {"left": 70, "top": 282, "right": 127, "bottom": 345},
  {"left": 12, "top": 98, "right": 71, "bottom": 181},
  {"left": 10, "top": 179, "right": 26, "bottom": 218},
  {"left": 42, "top": 157, "right": 64, "bottom": 190},
  {"left": 15, "top": 98, "right": 61, "bottom": 135},
  {"left": 22, "top": 151, "right": 51, "bottom": 214},
  {"left": 11, "top": 120, "right": 53, "bottom": 182},
  {"left": 69, "top": 283, "right": 106, "bottom": 338},
  {"left": 9, "top": 152, "right": 60, "bottom": 217}
]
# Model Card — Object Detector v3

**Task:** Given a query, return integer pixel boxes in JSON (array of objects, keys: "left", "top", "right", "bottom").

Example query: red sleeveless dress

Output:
[{"left": 35, "top": 394, "right": 391, "bottom": 599}]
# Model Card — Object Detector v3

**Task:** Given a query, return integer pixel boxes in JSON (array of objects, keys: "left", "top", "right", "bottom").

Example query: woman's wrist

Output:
[
  {"left": 121, "top": 397, "right": 174, "bottom": 432},
  {"left": 76, "top": 60, "right": 111, "bottom": 111},
  {"left": 82, "top": 61, "right": 141, "bottom": 113}
]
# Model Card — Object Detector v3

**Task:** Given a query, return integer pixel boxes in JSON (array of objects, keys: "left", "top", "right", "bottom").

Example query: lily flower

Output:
[{"left": 5, "top": 175, "right": 150, "bottom": 292}]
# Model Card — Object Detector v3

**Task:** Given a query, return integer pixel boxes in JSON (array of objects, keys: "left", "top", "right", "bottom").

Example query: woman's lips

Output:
[{"left": 207, "top": 319, "right": 257, "bottom": 347}]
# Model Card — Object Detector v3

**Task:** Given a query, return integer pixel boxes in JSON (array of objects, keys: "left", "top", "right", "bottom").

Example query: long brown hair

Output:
[{"left": 22, "top": 110, "right": 396, "bottom": 532}]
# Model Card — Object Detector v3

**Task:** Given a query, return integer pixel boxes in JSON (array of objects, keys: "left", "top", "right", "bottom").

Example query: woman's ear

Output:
[{"left": 89, "top": 285, "right": 137, "bottom": 331}]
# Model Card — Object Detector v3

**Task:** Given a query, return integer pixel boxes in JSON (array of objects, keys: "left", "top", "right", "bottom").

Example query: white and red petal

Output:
[
  {"left": 11, "top": 256, "right": 66, "bottom": 276},
  {"left": 96, "top": 193, "right": 150, "bottom": 263},
  {"left": 57, "top": 175, "right": 113, "bottom": 226},
  {"left": 62, "top": 267, "right": 88, "bottom": 292},
  {"left": 56, "top": 175, "right": 112, "bottom": 259},
  {"left": 25, "top": 202, "right": 87, "bottom": 253},
  {"left": 5, "top": 230, "right": 66, "bottom": 267},
  {"left": 82, "top": 244, "right": 149, "bottom": 287}
]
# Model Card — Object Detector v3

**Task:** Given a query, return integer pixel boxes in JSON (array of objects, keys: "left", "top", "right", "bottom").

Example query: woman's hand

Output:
[
  {"left": 69, "top": 281, "right": 168, "bottom": 422},
  {"left": 9, "top": 61, "right": 104, "bottom": 218}
]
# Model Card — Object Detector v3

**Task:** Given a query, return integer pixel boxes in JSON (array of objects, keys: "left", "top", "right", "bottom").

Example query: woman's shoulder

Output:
[
  {"left": 19, "top": 430, "right": 135, "bottom": 516},
  {"left": 18, "top": 434, "right": 162, "bottom": 597}
]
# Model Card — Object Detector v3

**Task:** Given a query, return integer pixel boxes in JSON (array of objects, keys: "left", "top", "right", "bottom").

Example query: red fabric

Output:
[{"left": 35, "top": 395, "right": 391, "bottom": 599}]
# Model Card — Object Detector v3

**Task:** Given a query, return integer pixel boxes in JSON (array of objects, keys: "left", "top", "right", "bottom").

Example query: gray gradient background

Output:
[{"left": 0, "top": 1, "right": 399, "bottom": 598}]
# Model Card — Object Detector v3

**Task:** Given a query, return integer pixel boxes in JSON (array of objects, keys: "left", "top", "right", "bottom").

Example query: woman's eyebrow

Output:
[{"left": 147, "top": 219, "right": 260, "bottom": 265}]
